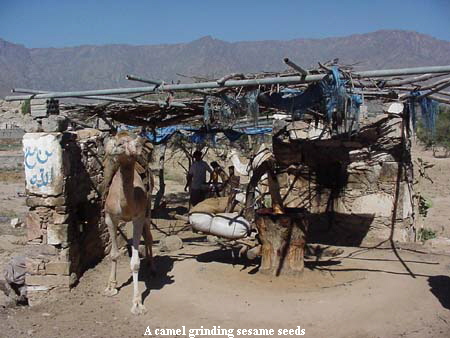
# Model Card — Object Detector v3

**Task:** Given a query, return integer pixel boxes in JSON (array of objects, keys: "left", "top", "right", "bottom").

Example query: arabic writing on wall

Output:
[
  {"left": 24, "top": 147, "right": 54, "bottom": 188},
  {"left": 23, "top": 134, "right": 63, "bottom": 196}
]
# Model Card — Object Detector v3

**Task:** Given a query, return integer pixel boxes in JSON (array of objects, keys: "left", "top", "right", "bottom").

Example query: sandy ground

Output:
[{"left": 0, "top": 148, "right": 449, "bottom": 338}]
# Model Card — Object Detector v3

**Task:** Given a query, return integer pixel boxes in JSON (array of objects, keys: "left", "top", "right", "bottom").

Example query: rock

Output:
[
  {"left": 10, "top": 218, "right": 22, "bottom": 228},
  {"left": 351, "top": 193, "right": 394, "bottom": 217},
  {"left": 45, "top": 262, "right": 71, "bottom": 275},
  {"left": 24, "top": 119, "right": 42, "bottom": 133},
  {"left": 206, "top": 235, "right": 219, "bottom": 244},
  {"left": 41, "top": 115, "right": 69, "bottom": 132},
  {"left": 379, "top": 162, "right": 399, "bottom": 182},
  {"left": 97, "top": 118, "right": 113, "bottom": 131},
  {"left": 75, "top": 128, "right": 102, "bottom": 140},
  {"left": 0, "top": 291, "right": 16, "bottom": 310},
  {"left": 26, "top": 196, "right": 66, "bottom": 208},
  {"left": 25, "top": 212, "right": 42, "bottom": 241},
  {"left": 23, "top": 133, "right": 65, "bottom": 196},
  {"left": 69, "top": 272, "right": 78, "bottom": 287},
  {"left": 47, "top": 224, "right": 68, "bottom": 245},
  {"left": 159, "top": 235, "right": 183, "bottom": 252},
  {"left": 26, "top": 274, "right": 71, "bottom": 287},
  {"left": 52, "top": 212, "right": 69, "bottom": 225},
  {"left": 247, "top": 245, "right": 261, "bottom": 260}
]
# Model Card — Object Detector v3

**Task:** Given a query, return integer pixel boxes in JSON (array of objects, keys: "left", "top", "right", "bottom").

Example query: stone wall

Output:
[
  {"left": 0, "top": 128, "right": 25, "bottom": 139},
  {"left": 24, "top": 129, "right": 111, "bottom": 305},
  {"left": 273, "top": 114, "right": 414, "bottom": 245}
]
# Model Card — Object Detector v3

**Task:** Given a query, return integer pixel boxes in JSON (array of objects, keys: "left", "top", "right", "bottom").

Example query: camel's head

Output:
[{"left": 105, "top": 131, "right": 144, "bottom": 163}]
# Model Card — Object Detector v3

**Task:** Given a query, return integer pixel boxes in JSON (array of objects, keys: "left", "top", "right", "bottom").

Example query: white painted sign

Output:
[{"left": 23, "top": 133, "right": 64, "bottom": 196}]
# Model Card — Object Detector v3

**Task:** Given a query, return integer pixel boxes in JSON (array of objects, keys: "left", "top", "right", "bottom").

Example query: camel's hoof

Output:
[
  {"left": 103, "top": 287, "right": 118, "bottom": 297},
  {"left": 131, "top": 302, "right": 147, "bottom": 315}
]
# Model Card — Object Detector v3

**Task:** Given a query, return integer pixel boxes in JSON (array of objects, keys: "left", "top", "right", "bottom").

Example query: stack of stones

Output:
[
  {"left": 272, "top": 113, "right": 415, "bottom": 246},
  {"left": 23, "top": 117, "right": 116, "bottom": 304},
  {"left": 27, "top": 99, "right": 67, "bottom": 133}
]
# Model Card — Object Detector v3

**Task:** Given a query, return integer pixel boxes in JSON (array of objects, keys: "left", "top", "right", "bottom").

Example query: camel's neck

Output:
[{"left": 119, "top": 161, "right": 135, "bottom": 202}]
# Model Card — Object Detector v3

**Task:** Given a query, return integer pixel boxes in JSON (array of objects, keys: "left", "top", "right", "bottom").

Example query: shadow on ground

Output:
[
  {"left": 117, "top": 255, "right": 177, "bottom": 304},
  {"left": 428, "top": 275, "right": 450, "bottom": 310}
]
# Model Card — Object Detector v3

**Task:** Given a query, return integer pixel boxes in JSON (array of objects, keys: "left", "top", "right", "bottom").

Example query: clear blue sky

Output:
[{"left": 0, "top": 0, "right": 449, "bottom": 48}]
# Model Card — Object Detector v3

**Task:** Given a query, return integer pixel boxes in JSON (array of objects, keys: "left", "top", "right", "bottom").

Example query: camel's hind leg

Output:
[
  {"left": 104, "top": 213, "right": 119, "bottom": 296},
  {"left": 130, "top": 216, "right": 146, "bottom": 315}
]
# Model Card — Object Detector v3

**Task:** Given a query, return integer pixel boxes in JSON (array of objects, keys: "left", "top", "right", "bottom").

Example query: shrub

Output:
[
  {"left": 417, "top": 227, "right": 437, "bottom": 241},
  {"left": 21, "top": 99, "right": 31, "bottom": 115}
]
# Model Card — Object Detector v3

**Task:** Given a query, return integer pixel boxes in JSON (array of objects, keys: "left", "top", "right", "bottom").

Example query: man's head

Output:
[
  {"left": 210, "top": 161, "right": 219, "bottom": 170},
  {"left": 228, "top": 165, "right": 235, "bottom": 176},
  {"left": 193, "top": 150, "right": 202, "bottom": 161}
]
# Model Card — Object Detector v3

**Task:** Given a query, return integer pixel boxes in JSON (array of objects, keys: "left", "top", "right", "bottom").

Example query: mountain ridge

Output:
[{"left": 1, "top": 30, "right": 450, "bottom": 98}]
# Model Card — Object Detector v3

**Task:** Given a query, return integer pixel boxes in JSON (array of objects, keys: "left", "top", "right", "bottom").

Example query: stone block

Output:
[
  {"left": 348, "top": 148, "right": 370, "bottom": 162},
  {"left": 45, "top": 262, "right": 71, "bottom": 275},
  {"left": 97, "top": 118, "right": 113, "bottom": 131},
  {"left": 26, "top": 211, "right": 42, "bottom": 241},
  {"left": 30, "top": 99, "right": 47, "bottom": 105},
  {"left": 41, "top": 115, "right": 69, "bottom": 132},
  {"left": 52, "top": 211, "right": 69, "bottom": 224},
  {"left": 26, "top": 274, "right": 70, "bottom": 287},
  {"left": 382, "top": 117, "right": 402, "bottom": 138},
  {"left": 55, "top": 205, "right": 69, "bottom": 214},
  {"left": 35, "top": 206, "right": 51, "bottom": 215},
  {"left": 30, "top": 108, "right": 48, "bottom": 118},
  {"left": 59, "top": 248, "right": 70, "bottom": 261},
  {"left": 26, "top": 196, "right": 66, "bottom": 208},
  {"left": 23, "top": 133, "right": 65, "bottom": 196},
  {"left": 24, "top": 119, "right": 42, "bottom": 133},
  {"left": 379, "top": 162, "right": 399, "bottom": 182},
  {"left": 75, "top": 128, "right": 102, "bottom": 140},
  {"left": 47, "top": 224, "right": 68, "bottom": 245},
  {"left": 351, "top": 193, "right": 394, "bottom": 217},
  {"left": 26, "top": 258, "right": 45, "bottom": 275},
  {"left": 26, "top": 244, "right": 58, "bottom": 258}
]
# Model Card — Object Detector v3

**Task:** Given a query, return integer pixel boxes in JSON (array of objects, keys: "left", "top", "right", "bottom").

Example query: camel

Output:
[{"left": 103, "top": 131, "right": 154, "bottom": 315}]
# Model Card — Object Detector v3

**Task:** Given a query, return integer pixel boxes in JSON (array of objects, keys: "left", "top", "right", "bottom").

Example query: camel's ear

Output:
[{"left": 105, "top": 137, "right": 117, "bottom": 156}]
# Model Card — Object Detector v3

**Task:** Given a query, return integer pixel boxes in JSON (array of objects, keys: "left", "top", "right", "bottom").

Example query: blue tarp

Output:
[{"left": 125, "top": 125, "right": 272, "bottom": 144}]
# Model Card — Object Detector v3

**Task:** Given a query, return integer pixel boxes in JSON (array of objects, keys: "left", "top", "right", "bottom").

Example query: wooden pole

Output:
[{"left": 154, "top": 143, "right": 167, "bottom": 209}]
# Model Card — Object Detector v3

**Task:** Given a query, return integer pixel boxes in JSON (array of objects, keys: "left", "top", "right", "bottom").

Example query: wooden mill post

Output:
[{"left": 255, "top": 208, "right": 307, "bottom": 276}]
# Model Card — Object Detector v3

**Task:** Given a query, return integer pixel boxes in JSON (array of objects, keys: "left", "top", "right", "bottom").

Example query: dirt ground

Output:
[{"left": 0, "top": 146, "right": 450, "bottom": 338}]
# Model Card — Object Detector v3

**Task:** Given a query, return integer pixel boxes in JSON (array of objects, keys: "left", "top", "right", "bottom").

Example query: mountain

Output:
[{"left": 1, "top": 30, "right": 450, "bottom": 98}]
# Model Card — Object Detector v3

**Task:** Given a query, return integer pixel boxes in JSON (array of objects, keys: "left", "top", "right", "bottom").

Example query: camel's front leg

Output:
[
  {"left": 104, "top": 213, "right": 119, "bottom": 296},
  {"left": 131, "top": 216, "right": 146, "bottom": 315},
  {"left": 142, "top": 221, "right": 156, "bottom": 276}
]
